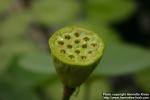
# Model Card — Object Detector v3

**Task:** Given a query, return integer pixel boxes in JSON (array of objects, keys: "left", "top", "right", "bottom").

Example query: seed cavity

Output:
[
  {"left": 82, "top": 44, "right": 87, "bottom": 48},
  {"left": 81, "top": 56, "right": 86, "bottom": 60},
  {"left": 75, "top": 50, "right": 80, "bottom": 54},
  {"left": 88, "top": 51, "right": 92, "bottom": 54},
  {"left": 60, "top": 49, "right": 66, "bottom": 54},
  {"left": 69, "top": 55, "right": 74, "bottom": 59},
  {"left": 83, "top": 37, "right": 90, "bottom": 41},
  {"left": 64, "top": 35, "right": 71, "bottom": 40},
  {"left": 74, "top": 32, "right": 80, "bottom": 37},
  {"left": 67, "top": 44, "right": 72, "bottom": 49},
  {"left": 58, "top": 41, "right": 64, "bottom": 45},
  {"left": 91, "top": 43, "right": 97, "bottom": 47},
  {"left": 74, "top": 39, "right": 80, "bottom": 44},
  {"left": 55, "top": 30, "right": 100, "bottom": 62}
]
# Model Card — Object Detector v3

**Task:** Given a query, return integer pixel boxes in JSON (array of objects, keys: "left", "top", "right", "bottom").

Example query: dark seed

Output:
[
  {"left": 65, "top": 35, "right": 71, "bottom": 40},
  {"left": 82, "top": 44, "right": 87, "bottom": 48},
  {"left": 91, "top": 43, "right": 97, "bottom": 47},
  {"left": 60, "top": 49, "right": 65, "bottom": 54},
  {"left": 75, "top": 50, "right": 80, "bottom": 54},
  {"left": 67, "top": 44, "right": 72, "bottom": 49},
  {"left": 74, "top": 32, "right": 80, "bottom": 37},
  {"left": 81, "top": 56, "right": 86, "bottom": 60},
  {"left": 74, "top": 39, "right": 80, "bottom": 44},
  {"left": 83, "top": 37, "right": 90, "bottom": 41},
  {"left": 88, "top": 51, "right": 92, "bottom": 54},
  {"left": 58, "top": 41, "right": 64, "bottom": 45},
  {"left": 69, "top": 55, "right": 74, "bottom": 59}
]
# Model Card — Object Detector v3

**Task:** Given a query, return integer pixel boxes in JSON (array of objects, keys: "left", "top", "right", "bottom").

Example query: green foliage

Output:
[
  {"left": 95, "top": 44, "right": 150, "bottom": 76},
  {"left": 0, "top": 13, "right": 30, "bottom": 41},
  {"left": 0, "top": 85, "right": 39, "bottom": 100},
  {"left": 29, "top": 0, "right": 80, "bottom": 26},
  {"left": 135, "top": 68, "right": 150, "bottom": 92},
  {"left": 87, "top": 0, "right": 137, "bottom": 22},
  {"left": 71, "top": 21, "right": 122, "bottom": 44},
  {"left": 0, "top": 47, "right": 12, "bottom": 73},
  {"left": 0, "top": 0, "right": 12, "bottom": 13},
  {"left": 46, "top": 78, "right": 109, "bottom": 100},
  {"left": 19, "top": 52, "right": 55, "bottom": 75},
  {"left": 0, "top": 56, "right": 47, "bottom": 100},
  {"left": 18, "top": 43, "right": 150, "bottom": 77},
  {"left": 0, "top": 40, "right": 38, "bottom": 74},
  {"left": 0, "top": 0, "right": 149, "bottom": 99}
]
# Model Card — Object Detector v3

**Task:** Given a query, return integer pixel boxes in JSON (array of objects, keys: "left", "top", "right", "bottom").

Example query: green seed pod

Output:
[{"left": 49, "top": 27, "right": 104, "bottom": 88}]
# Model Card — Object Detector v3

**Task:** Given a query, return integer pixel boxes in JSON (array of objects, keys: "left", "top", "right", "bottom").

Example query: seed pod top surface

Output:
[{"left": 49, "top": 27, "right": 104, "bottom": 66}]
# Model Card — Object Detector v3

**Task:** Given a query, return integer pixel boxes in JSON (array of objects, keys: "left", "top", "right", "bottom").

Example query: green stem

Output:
[{"left": 62, "top": 86, "right": 76, "bottom": 100}]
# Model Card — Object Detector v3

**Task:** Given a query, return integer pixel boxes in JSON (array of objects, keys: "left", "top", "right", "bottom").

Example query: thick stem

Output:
[{"left": 62, "top": 86, "right": 76, "bottom": 100}]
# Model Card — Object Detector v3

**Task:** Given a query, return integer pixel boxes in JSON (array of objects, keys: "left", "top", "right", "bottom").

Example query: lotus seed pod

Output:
[{"left": 49, "top": 27, "right": 104, "bottom": 88}]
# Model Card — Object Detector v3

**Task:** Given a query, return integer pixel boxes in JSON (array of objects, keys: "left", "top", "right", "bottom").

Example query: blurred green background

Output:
[{"left": 0, "top": 0, "right": 150, "bottom": 100}]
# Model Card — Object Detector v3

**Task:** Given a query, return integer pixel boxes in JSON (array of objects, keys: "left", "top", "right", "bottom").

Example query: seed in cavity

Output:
[
  {"left": 58, "top": 41, "right": 64, "bottom": 45},
  {"left": 88, "top": 51, "right": 92, "bottom": 54},
  {"left": 74, "top": 39, "right": 80, "bottom": 44},
  {"left": 75, "top": 50, "right": 80, "bottom": 54},
  {"left": 91, "top": 43, "right": 97, "bottom": 47},
  {"left": 64, "top": 35, "right": 71, "bottom": 40},
  {"left": 60, "top": 49, "right": 65, "bottom": 54},
  {"left": 74, "top": 32, "right": 80, "bottom": 37},
  {"left": 82, "top": 44, "right": 87, "bottom": 48},
  {"left": 83, "top": 37, "right": 90, "bottom": 41},
  {"left": 81, "top": 56, "right": 86, "bottom": 60},
  {"left": 69, "top": 55, "right": 74, "bottom": 59},
  {"left": 67, "top": 44, "right": 72, "bottom": 49}
]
